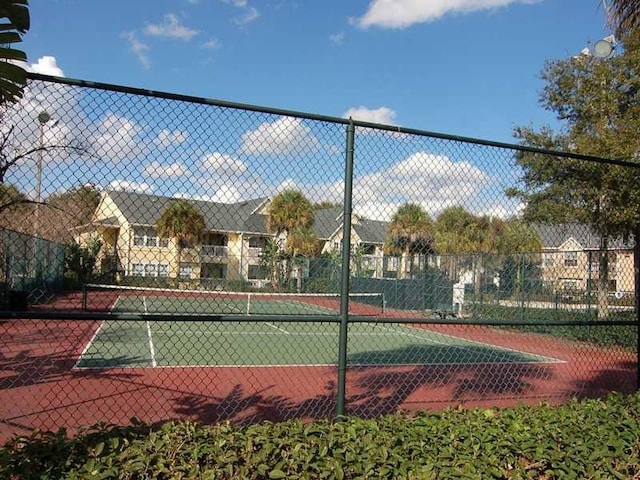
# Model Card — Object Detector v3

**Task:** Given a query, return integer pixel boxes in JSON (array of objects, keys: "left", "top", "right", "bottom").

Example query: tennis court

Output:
[
  {"left": 73, "top": 318, "right": 561, "bottom": 369},
  {"left": 73, "top": 284, "right": 563, "bottom": 370}
]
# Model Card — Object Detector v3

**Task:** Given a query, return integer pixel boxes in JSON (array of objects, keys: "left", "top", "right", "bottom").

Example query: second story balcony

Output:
[{"left": 201, "top": 245, "right": 229, "bottom": 259}]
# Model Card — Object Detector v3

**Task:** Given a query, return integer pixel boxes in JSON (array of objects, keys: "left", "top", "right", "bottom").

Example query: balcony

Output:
[{"left": 201, "top": 245, "right": 229, "bottom": 259}]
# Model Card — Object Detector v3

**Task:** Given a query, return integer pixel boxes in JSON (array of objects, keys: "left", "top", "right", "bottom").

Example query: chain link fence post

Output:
[{"left": 336, "top": 120, "right": 355, "bottom": 418}]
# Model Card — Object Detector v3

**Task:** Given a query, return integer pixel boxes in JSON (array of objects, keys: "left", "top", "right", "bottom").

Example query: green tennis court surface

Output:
[{"left": 74, "top": 319, "right": 560, "bottom": 369}]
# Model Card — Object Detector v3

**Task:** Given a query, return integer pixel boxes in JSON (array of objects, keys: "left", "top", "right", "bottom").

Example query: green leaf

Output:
[{"left": 269, "top": 469, "right": 287, "bottom": 479}]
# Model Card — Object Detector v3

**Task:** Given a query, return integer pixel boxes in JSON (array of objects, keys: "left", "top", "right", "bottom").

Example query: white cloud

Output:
[
  {"left": 24, "top": 56, "right": 65, "bottom": 76},
  {"left": 202, "top": 38, "right": 221, "bottom": 49},
  {"left": 223, "top": 0, "right": 248, "bottom": 6},
  {"left": 109, "top": 180, "right": 154, "bottom": 194},
  {"left": 210, "top": 185, "right": 243, "bottom": 203},
  {"left": 221, "top": 0, "right": 259, "bottom": 25},
  {"left": 201, "top": 152, "right": 248, "bottom": 173},
  {"left": 354, "top": 0, "right": 539, "bottom": 29},
  {"left": 122, "top": 31, "right": 151, "bottom": 69},
  {"left": 353, "top": 152, "right": 490, "bottom": 219},
  {"left": 275, "top": 151, "right": 489, "bottom": 221},
  {"left": 343, "top": 106, "right": 397, "bottom": 125},
  {"left": 233, "top": 6, "right": 260, "bottom": 25},
  {"left": 330, "top": 32, "right": 345, "bottom": 45},
  {"left": 143, "top": 161, "right": 188, "bottom": 178},
  {"left": 155, "top": 129, "right": 188, "bottom": 147},
  {"left": 144, "top": 13, "right": 199, "bottom": 40},
  {"left": 241, "top": 116, "right": 320, "bottom": 155},
  {"left": 90, "top": 114, "right": 148, "bottom": 162}
]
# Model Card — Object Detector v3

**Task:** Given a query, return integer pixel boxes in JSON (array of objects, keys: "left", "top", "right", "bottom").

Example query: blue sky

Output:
[
  {"left": 11, "top": 0, "right": 614, "bottom": 221},
  {"left": 23, "top": 0, "right": 612, "bottom": 142}
]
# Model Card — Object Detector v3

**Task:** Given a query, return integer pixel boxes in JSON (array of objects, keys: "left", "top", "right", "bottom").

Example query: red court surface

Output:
[{"left": 1, "top": 316, "right": 636, "bottom": 444}]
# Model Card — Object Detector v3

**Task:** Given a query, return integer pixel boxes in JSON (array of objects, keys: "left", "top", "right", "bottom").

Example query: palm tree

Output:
[
  {"left": 434, "top": 206, "right": 478, "bottom": 280},
  {"left": 156, "top": 200, "right": 205, "bottom": 280},
  {"left": 266, "top": 189, "right": 315, "bottom": 290},
  {"left": 287, "top": 226, "right": 321, "bottom": 291},
  {"left": 607, "top": 0, "right": 640, "bottom": 33},
  {"left": 0, "top": 0, "right": 30, "bottom": 104},
  {"left": 385, "top": 202, "right": 434, "bottom": 279}
]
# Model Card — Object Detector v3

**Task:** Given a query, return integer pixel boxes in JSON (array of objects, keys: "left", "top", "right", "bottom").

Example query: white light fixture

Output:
[{"left": 593, "top": 35, "right": 616, "bottom": 58}]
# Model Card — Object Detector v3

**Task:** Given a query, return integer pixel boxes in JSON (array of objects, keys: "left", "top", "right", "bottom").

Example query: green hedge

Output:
[{"left": 2, "top": 392, "right": 640, "bottom": 479}]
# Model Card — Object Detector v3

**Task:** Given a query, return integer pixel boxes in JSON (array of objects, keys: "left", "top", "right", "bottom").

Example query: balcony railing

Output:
[{"left": 201, "top": 245, "right": 229, "bottom": 257}]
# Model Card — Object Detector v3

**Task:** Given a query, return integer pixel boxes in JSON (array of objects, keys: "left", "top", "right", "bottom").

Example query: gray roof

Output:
[
  {"left": 312, "top": 207, "right": 387, "bottom": 244},
  {"left": 312, "top": 208, "right": 343, "bottom": 239},
  {"left": 535, "top": 223, "right": 633, "bottom": 250},
  {"left": 104, "top": 191, "right": 390, "bottom": 242},
  {"left": 105, "top": 190, "right": 270, "bottom": 234},
  {"left": 354, "top": 218, "right": 388, "bottom": 244}
]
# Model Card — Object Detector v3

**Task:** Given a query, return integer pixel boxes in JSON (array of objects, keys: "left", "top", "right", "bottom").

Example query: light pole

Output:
[
  {"left": 34, "top": 111, "right": 49, "bottom": 237},
  {"left": 34, "top": 111, "right": 55, "bottom": 238}
]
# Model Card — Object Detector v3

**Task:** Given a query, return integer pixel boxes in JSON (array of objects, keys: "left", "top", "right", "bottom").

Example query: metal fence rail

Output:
[{"left": 0, "top": 73, "right": 638, "bottom": 441}]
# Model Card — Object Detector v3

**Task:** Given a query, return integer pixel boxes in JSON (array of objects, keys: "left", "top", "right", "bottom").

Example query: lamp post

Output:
[{"left": 34, "top": 111, "right": 51, "bottom": 238}]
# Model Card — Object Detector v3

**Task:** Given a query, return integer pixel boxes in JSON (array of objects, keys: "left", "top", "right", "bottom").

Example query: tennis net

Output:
[{"left": 82, "top": 284, "right": 385, "bottom": 316}]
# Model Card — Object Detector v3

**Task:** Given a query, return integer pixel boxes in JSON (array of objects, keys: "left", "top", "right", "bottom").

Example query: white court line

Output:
[
  {"left": 265, "top": 322, "right": 290, "bottom": 334},
  {"left": 376, "top": 323, "right": 564, "bottom": 363},
  {"left": 72, "top": 293, "right": 122, "bottom": 369},
  {"left": 152, "top": 330, "right": 405, "bottom": 336},
  {"left": 72, "top": 320, "right": 106, "bottom": 369},
  {"left": 143, "top": 296, "right": 148, "bottom": 314},
  {"left": 146, "top": 320, "right": 157, "bottom": 367}
]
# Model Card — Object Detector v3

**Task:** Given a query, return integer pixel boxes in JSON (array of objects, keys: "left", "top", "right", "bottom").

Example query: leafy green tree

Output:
[
  {"left": 0, "top": 0, "right": 29, "bottom": 104},
  {"left": 508, "top": 28, "right": 640, "bottom": 317},
  {"left": 384, "top": 202, "right": 434, "bottom": 279},
  {"left": 267, "top": 189, "right": 314, "bottom": 235},
  {"left": 313, "top": 200, "right": 342, "bottom": 211},
  {"left": 260, "top": 238, "right": 284, "bottom": 289},
  {"left": 64, "top": 236, "right": 102, "bottom": 288},
  {"left": 266, "top": 189, "right": 316, "bottom": 290},
  {"left": 608, "top": 0, "right": 640, "bottom": 33},
  {"left": 0, "top": 181, "right": 24, "bottom": 213},
  {"left": 287, "top": 226, "right": 320, "bottom": 291},
  {"left": 495, "top": 220, "right": 543, "bottom": 296},
  {"left": 434, "top": 206, "right": 477, "bottom": 280},
  {"left": 156, "top": 200, "right": 205, "bottom": 279},
  {"left": 434, "top": 206, "right": 542, "bottom": 293}
]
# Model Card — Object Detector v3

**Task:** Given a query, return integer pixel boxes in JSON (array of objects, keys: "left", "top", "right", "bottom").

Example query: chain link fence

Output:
[{"left": 0, "top": 74, "right": 637, "bottom": 440}]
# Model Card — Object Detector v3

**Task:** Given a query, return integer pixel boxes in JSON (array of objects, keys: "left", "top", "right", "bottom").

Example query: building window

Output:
[
  {"left": 133, "top": 228, "right": 167, "bottom": 248},
  {"left": 132, "top": 263, "right": 144, "bottom": 276},
  {"left": 385, "top": 257, "right": 399, "bottom": 271},
  {"left": 564, "top": 251, "right": 578, "bottom": 267},
  {"left": 131, "top": 262, "right": 169, "bottom": 277},
  {"left": 179, "top": 264, "right": 193, "bottom": 279},
  {"left": 158, "top": 264, "right": 169, "bottom": 277},
  {"left": 249, "top": 237, "right": 261, "bottom": 248},
  {"left": 248, "top": 264, "right": 269, "bottom": 280},
  {"left": 144, "top": 264, "right": 157, "bottom": 277},
  {"left": 562, "top": 279, "right": 579, "bottom": 292}
]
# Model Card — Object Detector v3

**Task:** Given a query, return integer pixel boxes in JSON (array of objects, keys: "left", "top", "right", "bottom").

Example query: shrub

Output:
[{"left": 2, "top": 392, "right": 640, "bottom": 479}]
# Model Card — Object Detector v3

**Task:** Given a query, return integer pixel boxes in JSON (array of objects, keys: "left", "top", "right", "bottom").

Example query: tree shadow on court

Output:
[
  {"left": 171, "top": 381, "right": 339, "bottom": 425},
  {"left": 0, "top": 319, "right": 144, "bottom": 390},
  {"left": 343, "top": 344, "right": 555, "bottom": 418},
  {"left": 566, "top": 359, "right": 637, "bottom": 399},
  {"left": 166, "top": 343, "right": 560, "bottom": 425}
]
